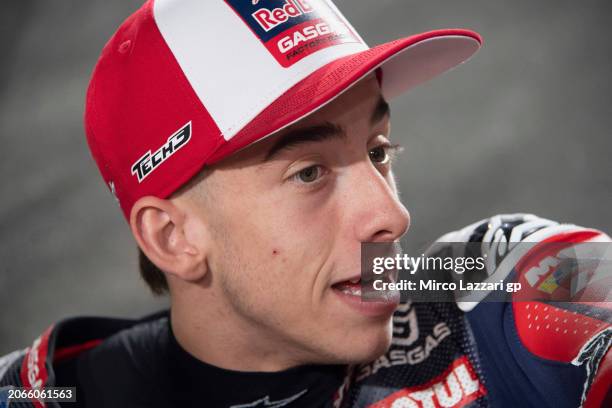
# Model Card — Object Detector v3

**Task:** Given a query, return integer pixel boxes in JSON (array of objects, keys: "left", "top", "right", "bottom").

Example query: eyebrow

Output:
[
  {"left": 263, "top": 96, "right": 390, "bottom": 162},
  {"left": 264, "top": 122, "right": 345, "bottom": 161}
]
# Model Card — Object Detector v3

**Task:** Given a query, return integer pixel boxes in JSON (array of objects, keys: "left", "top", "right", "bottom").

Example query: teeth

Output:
[
  {"left": 340, "top": 286, "right": 362, "bottom": 296},
  {"left": 349, "top": 278, "right": 360, "bottom": 284}
]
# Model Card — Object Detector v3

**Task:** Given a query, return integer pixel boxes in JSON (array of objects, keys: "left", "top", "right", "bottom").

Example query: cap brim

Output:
[{"left": 208, "top": 29, "right": 482, "bottom": 163}]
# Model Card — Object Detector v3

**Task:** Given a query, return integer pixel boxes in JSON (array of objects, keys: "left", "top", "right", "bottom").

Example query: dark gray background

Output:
[{"left": 1, "top": 0, "right": 611, "bottom": 353}]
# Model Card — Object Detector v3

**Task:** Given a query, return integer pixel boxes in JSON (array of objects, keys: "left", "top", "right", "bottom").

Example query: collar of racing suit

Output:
[
  {"left": 32, "top": 312, "right": 347, "bottom": 408},
  {"left": 162, "top": 318, "right": 347, "bottom": 407}
]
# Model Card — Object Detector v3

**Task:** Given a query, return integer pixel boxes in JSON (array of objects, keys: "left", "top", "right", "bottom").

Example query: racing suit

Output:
[{"left": 1, "top": 215, "right": 610, "bottom": 407}]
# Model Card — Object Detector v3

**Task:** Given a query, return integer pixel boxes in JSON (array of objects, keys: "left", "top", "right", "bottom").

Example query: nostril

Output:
[{"left": 371, "top": 229, "right": 394, "bottom": 243}]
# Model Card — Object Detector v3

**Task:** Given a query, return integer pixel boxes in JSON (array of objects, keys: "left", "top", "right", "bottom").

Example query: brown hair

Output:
[{"left": 138, "top": 248, "right": 169, "bottom": 295}]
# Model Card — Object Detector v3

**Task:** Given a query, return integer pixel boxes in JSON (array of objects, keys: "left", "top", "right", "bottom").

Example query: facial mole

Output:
[{"left": 272, "top": 249, "right": 279, "bottom": 255}]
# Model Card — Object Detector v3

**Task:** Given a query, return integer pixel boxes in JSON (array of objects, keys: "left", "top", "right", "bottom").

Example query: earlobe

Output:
[{"left": 130, "top": 196, "right": 208, "bottom": 284}]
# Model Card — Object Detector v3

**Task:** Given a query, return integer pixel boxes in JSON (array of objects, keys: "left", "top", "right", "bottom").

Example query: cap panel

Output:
[
  {"left": 208, "top": 30, "right": 482, "bottom": 163},
  {"left": 85, "top": 0, "right": 223, "bottom": 218},
  {"left": 152, "top": 0, "right": 368, "bottom": 141}
]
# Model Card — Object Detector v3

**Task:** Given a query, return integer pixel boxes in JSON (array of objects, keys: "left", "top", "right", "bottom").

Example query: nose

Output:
[{"left": 350, "top": 166, "right": 410, "bottom": 243}]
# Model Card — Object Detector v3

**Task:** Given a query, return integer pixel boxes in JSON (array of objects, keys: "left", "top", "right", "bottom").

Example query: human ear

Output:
[{"left": 130, "top": 196, "right": 207, "bottom": 283}]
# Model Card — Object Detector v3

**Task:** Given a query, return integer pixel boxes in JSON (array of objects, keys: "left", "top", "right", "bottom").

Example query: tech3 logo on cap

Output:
[
  {"left": 225, "top": 0, "right": 360, "bottom": 67},
  {"left": 131, "top": 122, "right": 192, "bottom": 183}
]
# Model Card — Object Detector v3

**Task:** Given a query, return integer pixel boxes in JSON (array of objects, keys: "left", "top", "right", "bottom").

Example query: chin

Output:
[{"left": 328, "top": 318, "right": 394, "bottom": 365}]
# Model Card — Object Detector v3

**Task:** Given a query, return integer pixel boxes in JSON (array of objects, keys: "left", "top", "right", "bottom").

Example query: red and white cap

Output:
[{"left": 85, "top": 0, "right": 482, "bottom": 218}]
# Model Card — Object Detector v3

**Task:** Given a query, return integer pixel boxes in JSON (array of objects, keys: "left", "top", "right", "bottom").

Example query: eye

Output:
[
  {"left": 369, "top": 142, "right": 403, "bottom": 167},
  {"left": 293, "top": 165, "right": 324, "bottom": 183},
  {"left": 369, "top": 145, "right": 390, "bottom": 164}
]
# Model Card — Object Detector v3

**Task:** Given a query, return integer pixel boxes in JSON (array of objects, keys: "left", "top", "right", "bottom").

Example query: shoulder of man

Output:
[
  {"left": 343, "top": 214, "right": 611, "bottom": 408},
  {"left": 447, "top": 215, "right": 611, "bottom": 407},
  {"left": 0, "top": 310, "right": 169, "bottom": 407}
]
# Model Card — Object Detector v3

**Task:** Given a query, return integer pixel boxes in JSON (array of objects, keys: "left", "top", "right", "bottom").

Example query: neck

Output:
[{"left": 170, "top": 288, "right": 306, "bottom": 372}]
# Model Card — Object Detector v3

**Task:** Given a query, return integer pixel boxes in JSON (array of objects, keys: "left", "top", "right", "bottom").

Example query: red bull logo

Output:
[
  {"left": 225, "top": 0, "right": 360, "bottom": 67},
  {"left": 252, "top": 0, "right": 314, "bottom": 32}
]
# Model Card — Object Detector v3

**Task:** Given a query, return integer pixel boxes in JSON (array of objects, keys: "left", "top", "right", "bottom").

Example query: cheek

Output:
[
  {"left": 229, "top": 190, "right": 341, "bottom": 266},
  {"left": 215, "top": 208, "right": 339, "bottom": 316},
  {"left": 210, "top": 179, "right": 348, "bottom": 305}
]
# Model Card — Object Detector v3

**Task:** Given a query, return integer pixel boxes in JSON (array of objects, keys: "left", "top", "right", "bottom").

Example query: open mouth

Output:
[
  {"left": 331, "top": 276, "right": 399, "bottom": 317},
  {"left": 331, "top": 277, "right": 362, "bottom": 297}
]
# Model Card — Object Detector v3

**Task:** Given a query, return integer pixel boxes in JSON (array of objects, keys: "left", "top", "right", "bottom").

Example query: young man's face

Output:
[{"left": 184, "top": 75, "right": 410, "bottom": 365}]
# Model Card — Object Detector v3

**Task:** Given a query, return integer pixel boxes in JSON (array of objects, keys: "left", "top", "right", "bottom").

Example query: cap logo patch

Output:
[
  {"left": 225, "top": 0, "right": 360, "bottom": 67},
  {"left": 131, "top": 122, "right": 192, "bottom": 183}
]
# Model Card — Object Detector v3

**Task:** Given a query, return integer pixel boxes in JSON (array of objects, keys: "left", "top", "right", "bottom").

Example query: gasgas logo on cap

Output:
[{"left": 225, "top": 0, "right": 360, "bottom": 67}]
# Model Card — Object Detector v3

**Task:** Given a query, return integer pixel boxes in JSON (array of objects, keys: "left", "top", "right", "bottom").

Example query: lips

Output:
[{"left": 331, "top": 276, "right": 399, "bottom": 317}]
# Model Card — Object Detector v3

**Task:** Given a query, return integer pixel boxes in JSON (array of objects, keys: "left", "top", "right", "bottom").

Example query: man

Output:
[{"left": 0, "top": 1, "right": 609, "bottom": 407}]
